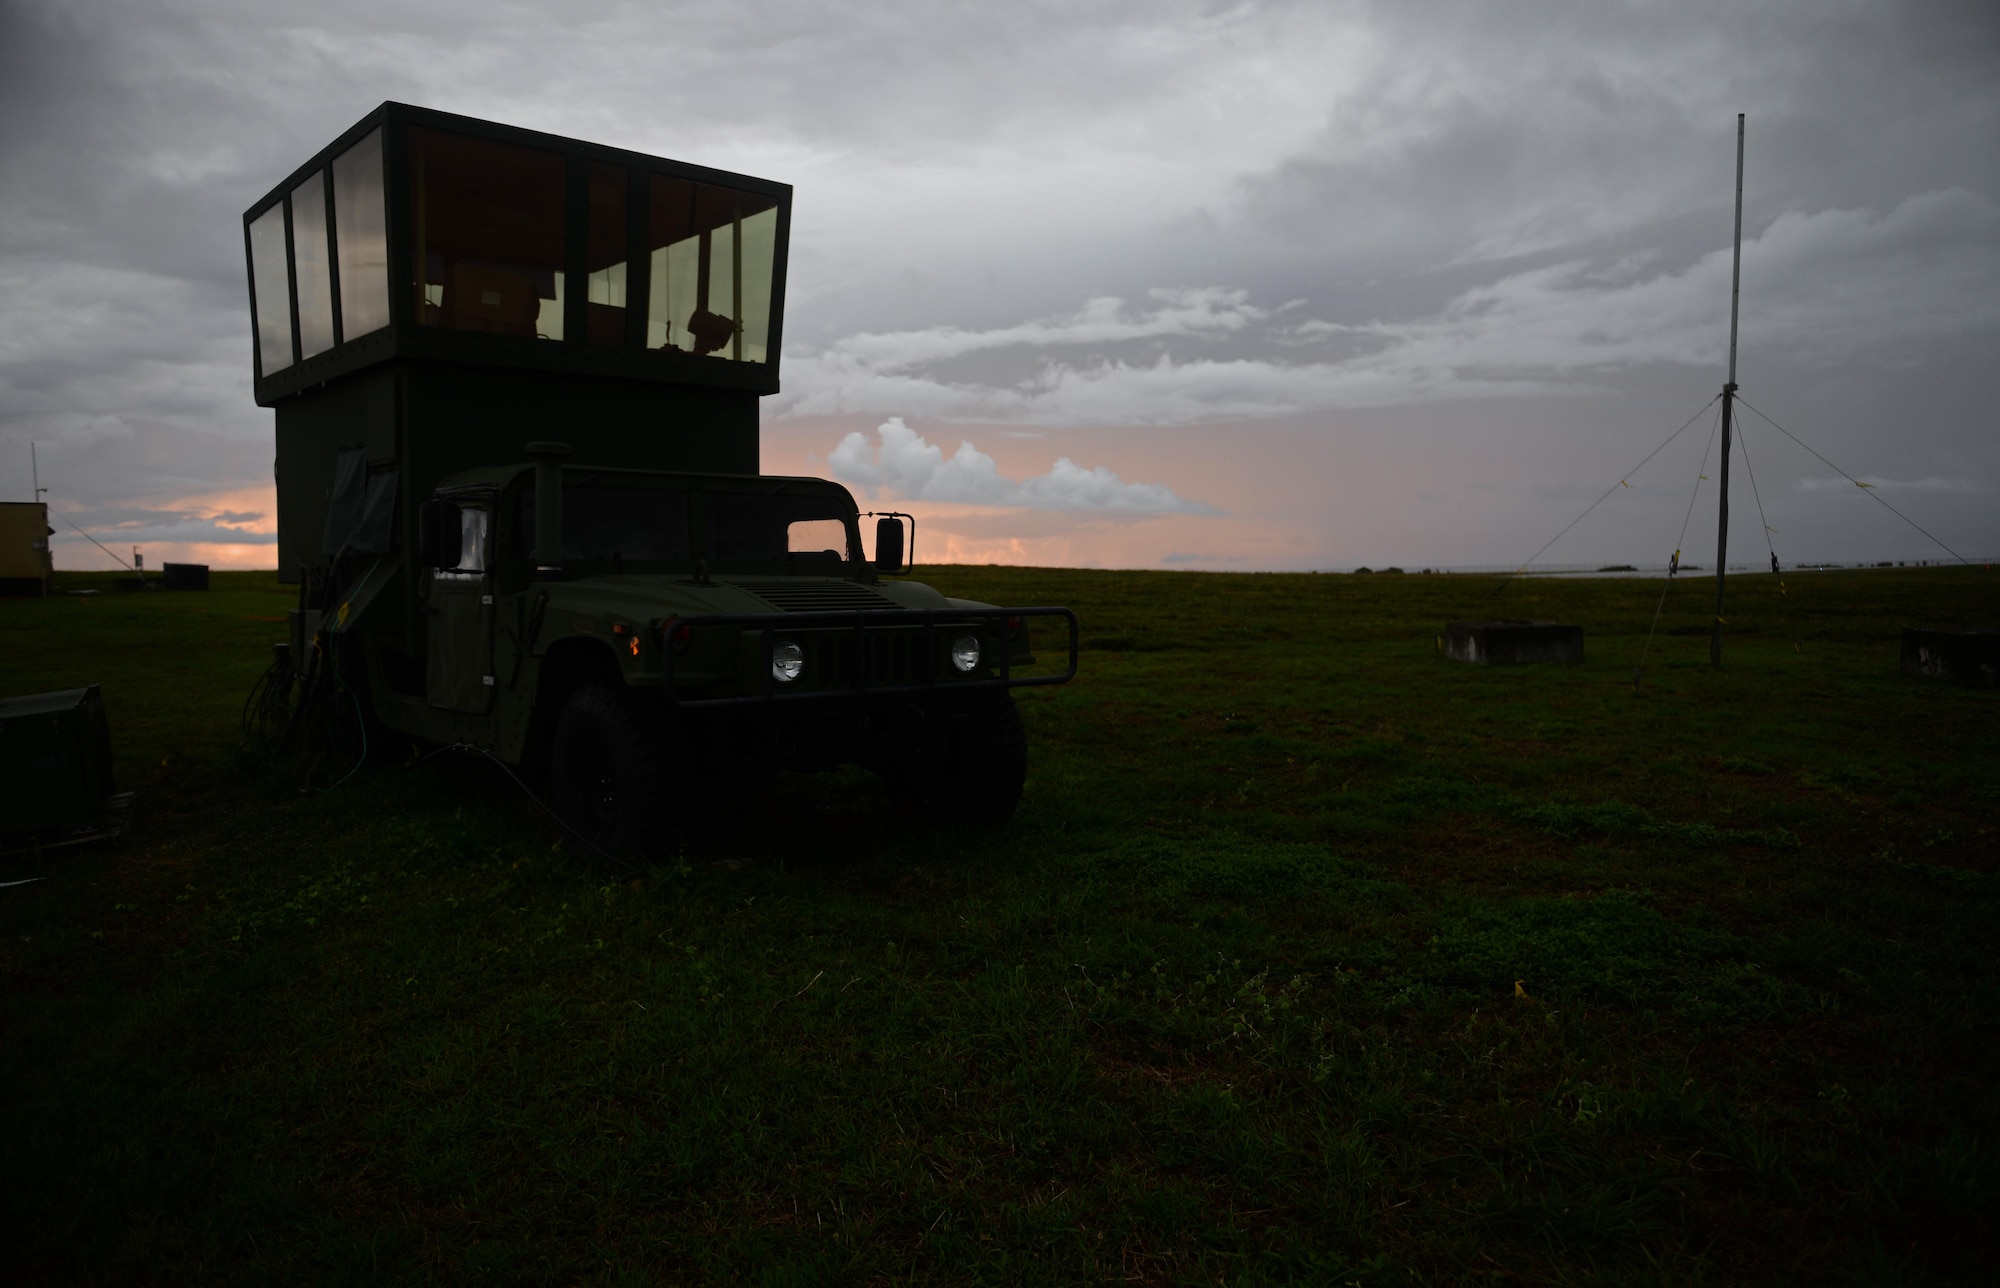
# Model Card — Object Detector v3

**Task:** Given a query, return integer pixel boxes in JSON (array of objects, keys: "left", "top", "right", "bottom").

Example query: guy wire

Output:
[
  {"left": 1733, "top": 418, "right": 1802, "bottom": 655},
  {"left": 1634, "top": 402, "right": 1722, "bottom": 691},
  {"left": 1736, "top": 395, "right": 1974, "bottom": 566},
  {"left": 1494, "top": 394, "right": 1720, "bottom": 593}
]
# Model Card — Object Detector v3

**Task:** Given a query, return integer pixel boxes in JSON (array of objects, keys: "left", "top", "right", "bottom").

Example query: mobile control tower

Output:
[{"left": 244, "top": 103, "right": 1076, "bottom": 849}]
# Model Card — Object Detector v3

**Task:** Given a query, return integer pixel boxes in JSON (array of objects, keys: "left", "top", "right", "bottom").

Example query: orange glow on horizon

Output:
[{"left": 48, "top": 483, "right": 281, "bottom": 572}]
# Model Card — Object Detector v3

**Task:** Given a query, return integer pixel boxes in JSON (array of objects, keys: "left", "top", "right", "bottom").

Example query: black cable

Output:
[
  {"left": 1735, "top": 395, "right": 1974, "bottom": 566},
  {"left": 317, "top": 655, "right": 369, "bottom": 793},
  {"left": 237, "top": 552, "right": 371, "bottom": 792},
  {"left": 312, "top": 558, "right": 375, "bottom": 793},
  {"left": 1494, "top": 394, "right": 1721, "bottom": 593},
  {"left": 422, "top": 742, "right": 642, "bottom": 871},
  {"left": 231, "top": 554, "right": 639, "bottom": 867},
  {"left": 240, "top": 654, "right": 295, "bottom": 741}
]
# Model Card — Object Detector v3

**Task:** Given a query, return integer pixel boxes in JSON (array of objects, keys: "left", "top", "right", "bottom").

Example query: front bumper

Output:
[{"left": 659, "top": 606, "right": 1078, "bottom": 709}]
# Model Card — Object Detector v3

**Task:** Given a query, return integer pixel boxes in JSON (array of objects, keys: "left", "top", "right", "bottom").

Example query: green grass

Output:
[{"left": 3, "top": 565, "right": 1996, "bottom": 1284}]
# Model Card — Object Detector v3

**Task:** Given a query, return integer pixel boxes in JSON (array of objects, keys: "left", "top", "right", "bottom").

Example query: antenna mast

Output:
[{"left": 1711, "top": 114, "right": 1745, "bottom": 667}]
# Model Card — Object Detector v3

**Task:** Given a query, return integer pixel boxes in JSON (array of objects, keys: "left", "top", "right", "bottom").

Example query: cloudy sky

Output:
[{"left": 3, "top": 0, "right": 1996, "bottom": 571}]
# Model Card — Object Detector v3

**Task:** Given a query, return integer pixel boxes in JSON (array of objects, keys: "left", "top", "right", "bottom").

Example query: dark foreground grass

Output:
[{"left": 2, "top": 565, "right": 1996, "bottom": 1284}]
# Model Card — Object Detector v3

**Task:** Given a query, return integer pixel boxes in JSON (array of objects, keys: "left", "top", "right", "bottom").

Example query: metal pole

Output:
[
  {"left": 731, "top": 209, "right": 743, "bottom": 363},
  {"left": 31, "top": 442, "right": 48, "bottom": 594},
  {"left": 1712, "top": 114, "right": 1745, "bottom": 667}
]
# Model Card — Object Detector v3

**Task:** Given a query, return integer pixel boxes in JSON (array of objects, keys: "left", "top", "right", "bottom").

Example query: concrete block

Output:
[
  {"left": 1902, "top": 627, "right": 2000, "bottom": 687},
  {"left": 162, "top": 562, "right": 209, "bottom": 590},
  {"left": 1445, "top": 620, "right": 1584, "bottom": 665}
]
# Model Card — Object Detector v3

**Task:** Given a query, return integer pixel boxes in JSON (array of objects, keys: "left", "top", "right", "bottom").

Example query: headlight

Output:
[
  {"left": 951, "top": 633, "right": 981, "bottom": 672},
  {"left": 771, "top": 639, "right": 805, "bottom": 682}
]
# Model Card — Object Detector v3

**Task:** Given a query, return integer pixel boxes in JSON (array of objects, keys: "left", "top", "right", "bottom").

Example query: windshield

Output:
[
  {"left": 707, "top": 489, "right": 855, "bottom": 572},
  {"left": 516, "top": 477, "right": 690, "bottom": 563},
  {"left": 511, "top": 477, "right": 856, "bottom": 572}
]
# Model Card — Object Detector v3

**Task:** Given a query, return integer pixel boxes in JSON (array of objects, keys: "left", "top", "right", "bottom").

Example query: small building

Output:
[
  {"left": 0, "top": 501, "right": 54, "bottom": 596},
  {"left": 162, "top": 562, "right": 210, "bottom": 591}
]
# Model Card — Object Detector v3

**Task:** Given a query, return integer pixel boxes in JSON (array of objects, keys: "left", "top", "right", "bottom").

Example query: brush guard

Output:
[{"left": 660, "top": 606, "right": 1078, "bottom": 709}]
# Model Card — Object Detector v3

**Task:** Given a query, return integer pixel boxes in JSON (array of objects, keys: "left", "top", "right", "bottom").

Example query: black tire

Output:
[
  {"left": 548, "top": 684, "right": 674, "bottom": 859},
  {"left": 899, "top": 692, "right": 1029, "bottom": 825}
]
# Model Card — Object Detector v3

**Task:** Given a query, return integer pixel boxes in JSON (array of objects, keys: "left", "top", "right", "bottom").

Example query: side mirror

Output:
[
  {"left": 874, "top": 516, "right": 906, "bottom": 574},
  {"left": 418, "top": 499, "right": 459, "bottom": 569}
]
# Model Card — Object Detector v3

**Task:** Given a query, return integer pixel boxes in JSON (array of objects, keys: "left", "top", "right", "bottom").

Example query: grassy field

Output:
[{"left": 2, "top": 564, "right": 1996, "bottom": 1285}]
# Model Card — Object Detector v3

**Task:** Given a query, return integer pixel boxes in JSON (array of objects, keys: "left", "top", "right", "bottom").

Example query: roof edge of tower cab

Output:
[{"left": 245, "top": 102, "right": 793, "bottom": 222}]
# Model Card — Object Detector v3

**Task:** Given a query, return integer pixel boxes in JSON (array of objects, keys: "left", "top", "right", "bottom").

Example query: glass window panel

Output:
[
  {"left": 586, "top": 163, "right": 628, "bottom": 347},
  {"left": 787, "top": 518, "right": 849, "bottom": 559},
  {"left": 409, "top": 127, "right": 566, "bottom": 340},
  {"left": 332, "top": 128, "right": 390, "bottom": 339},
  {"left": 646, "top": 175, "right": 778, "bottom": 362},
  {"left": 513, "top": 481, "right": 691, "bottom": 563},
  {"left": 648, "top": 234, "right": 700, "bottom": 353},
  {"left": 708, "top": 491, "right": 851, "bottom": 567},
  {"left": 291, "top": 171, "right": 336, "bottom": 359},
  {"left": 456, "top": 507, "right": 489, "bottom": 573},
  {"left": 248, "top": 203, "right": 294, "bottom": 375},
  {"left": 738, "top": 206, "right": 777, "bottom": 363},
  {"left": 536, "top": 273, "right": 565, "bottom": 341},
  {"left": 707, "top": 221, "right": 735, "bottom": 337}
]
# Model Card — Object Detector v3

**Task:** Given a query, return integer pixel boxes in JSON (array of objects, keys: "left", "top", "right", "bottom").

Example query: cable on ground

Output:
[
  {"left": 421, "top": 742, "right": 642, "bottom": 871},
  {"left": 237, "top": 551, "right": 372, "bottom": 793}
]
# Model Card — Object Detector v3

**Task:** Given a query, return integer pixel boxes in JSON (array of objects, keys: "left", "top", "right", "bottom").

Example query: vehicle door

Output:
[{"left": 427, "top": 502, "right": 495, "bottom": 713}]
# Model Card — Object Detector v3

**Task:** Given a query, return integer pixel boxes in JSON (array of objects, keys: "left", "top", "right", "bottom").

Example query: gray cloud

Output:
[
  {"left": 828, "top": 418, "right": 1211, "bottom": 514},
  {"left": 1, "top": 0, "right": 1995, "bottom": 566},
  {"left": 775, "top": 187, "right": 2000, "bottom": 425},
  {"left": 1223, "top": 2, "right": 2000, "bottom": 277}
]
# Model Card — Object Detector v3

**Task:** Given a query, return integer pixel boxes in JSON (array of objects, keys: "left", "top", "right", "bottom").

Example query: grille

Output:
[
  {"left": 729, "top": 580, "right": 901, "bottom": 612},
  {"left": 812, "top": 628, "right": 934, "bottom": 687}
]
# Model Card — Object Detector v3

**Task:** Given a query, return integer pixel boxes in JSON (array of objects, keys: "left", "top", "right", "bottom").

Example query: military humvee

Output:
[{"left": 243, "top": 103, "right": 1075, "bottom": 851}]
